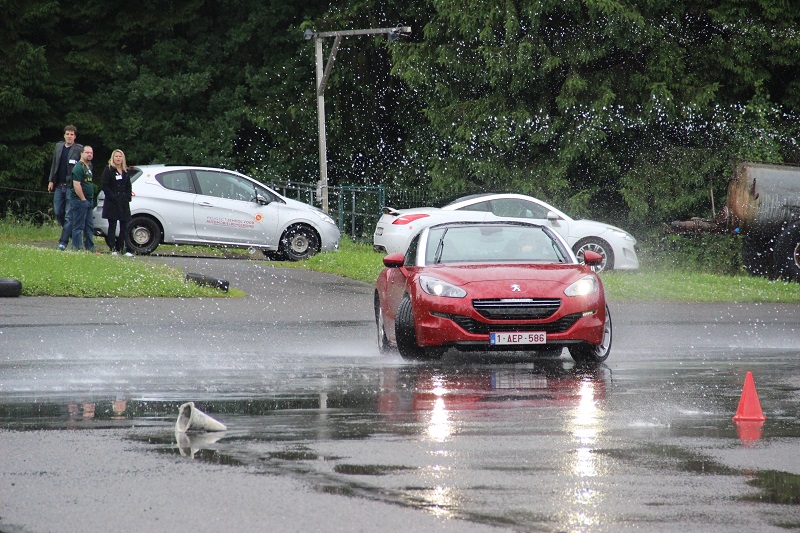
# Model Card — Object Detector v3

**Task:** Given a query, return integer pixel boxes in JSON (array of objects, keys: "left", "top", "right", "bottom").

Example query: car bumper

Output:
[
  {"left": 612, "top": 242, "right": 639, "bottom": 270},
  {"left": 92, "top": 206, "right": 108, "bottom": 236},
  {"left": 411, "top": 295, "right": 607, "bottom": 349},
  {"left": 373, "top": 221, "right": 420, "bottom": 255},
  {"left": 319, "top": 223, "right": 341, "bottom": 252}
]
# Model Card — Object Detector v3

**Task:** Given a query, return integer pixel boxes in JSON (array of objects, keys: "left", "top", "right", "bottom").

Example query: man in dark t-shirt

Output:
[{"left": 66, "top": 146, "right": 95, "bottom": 251}]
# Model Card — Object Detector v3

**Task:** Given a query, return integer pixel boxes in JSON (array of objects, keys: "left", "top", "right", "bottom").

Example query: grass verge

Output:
[
  {"left": 0, "top": 243, "right": 242, "bottom": 297},
  {"left": 3, "top": 217, "right": 799, "bottom": 302},
  {"left": 293, "top": 238, "right": 800, "bottom": 304}
]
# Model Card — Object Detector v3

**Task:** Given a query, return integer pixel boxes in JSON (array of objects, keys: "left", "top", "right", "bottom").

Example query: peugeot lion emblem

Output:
[{"left": 511, "top": 284, "right": 521, "bottom": 292}]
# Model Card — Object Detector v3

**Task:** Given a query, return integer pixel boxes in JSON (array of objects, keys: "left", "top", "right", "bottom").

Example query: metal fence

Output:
[
  {"left": 268, "top": 182, "right": 386, "bottom": 242},
  {"left": 269, "top": 182, "right": 468, "bottom": 242}
]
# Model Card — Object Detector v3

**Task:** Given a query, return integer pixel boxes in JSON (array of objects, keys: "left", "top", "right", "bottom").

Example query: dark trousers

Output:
[
  {"left": 105, "top": 218, "right": 130, "bottom": 253},
  {"left": 53, "top": 185, "right": 69, "bottom": 227}
]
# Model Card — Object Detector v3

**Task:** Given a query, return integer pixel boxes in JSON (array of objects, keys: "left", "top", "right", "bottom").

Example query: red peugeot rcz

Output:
[{"left": 374, "top": 221, "right": 611, "bottom": 363}]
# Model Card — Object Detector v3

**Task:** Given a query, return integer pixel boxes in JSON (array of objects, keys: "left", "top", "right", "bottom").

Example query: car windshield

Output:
[{"left": 424, "top": 225, "right": 569, "bottom": 264}]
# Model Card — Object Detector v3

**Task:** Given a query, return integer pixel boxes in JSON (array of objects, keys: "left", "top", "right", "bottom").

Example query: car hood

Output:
[
  {"left": 281, "top": 197, "right": 334, "bottom": 222},
  {"left": 571, "top": 218, "right": 635, "bottom": 240},
  {"left": 422, "top": 264, "right": 593, "bottom": 292}
]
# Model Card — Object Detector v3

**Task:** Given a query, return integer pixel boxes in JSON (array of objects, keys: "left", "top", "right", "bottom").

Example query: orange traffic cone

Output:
[{"left": 733, "top": 372, "right": 766, "bottom": 422}]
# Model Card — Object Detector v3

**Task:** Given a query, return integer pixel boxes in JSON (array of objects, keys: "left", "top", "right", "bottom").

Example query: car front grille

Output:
[
  {"left": 445, "top": 313, "right": 582, "bottom": 335},
  {"left": 472, "top": 298, "right": 561, "bottom": 320}
]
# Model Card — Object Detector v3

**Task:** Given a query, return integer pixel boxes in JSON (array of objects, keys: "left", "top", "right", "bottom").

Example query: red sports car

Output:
[{"left": 374, "top": 221, "right": 611, "bottom": 363}]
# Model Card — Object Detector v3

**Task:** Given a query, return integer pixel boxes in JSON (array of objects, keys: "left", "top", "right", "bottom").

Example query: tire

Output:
[
  {"left": 569, "top": 304, "right": 612, "bottom": 364},
  {"left": 742, "top": 233, "right": 774, "bottom": 278},
  {"left": 573, "top": 238, "right": 614, "bottom": 272},
  {"left": 0, "top": 278, "right": 22, "bottom": 297},
  {"left": 374, "top": 291, "right": 392, "bottom": 354},
  {"left": 395, "top": 294, "right": 443, "bottom": 360},
  {"left": 261, "top": 250, "right": 284, "bottom": 261},
  {"left": 774, "top": 222, "right": 800, "bottom": 283},
  {"left": 280, "top": 225, "right": 320, "bottom": 261},
  {"left": 127, "top": 216, "right": 161, "bottom": 255},
  {"left": 186, "top": 273, "right": 230, "bottom": 292}
]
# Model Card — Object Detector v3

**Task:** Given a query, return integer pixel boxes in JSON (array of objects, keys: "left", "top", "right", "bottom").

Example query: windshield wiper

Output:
[{"left": 433, "top": 229, "right": 449, "bottom": 264}]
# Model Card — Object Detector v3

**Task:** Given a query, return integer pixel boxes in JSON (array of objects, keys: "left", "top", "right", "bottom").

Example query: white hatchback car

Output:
[
  {"left": 93, "top": 165, "right": 340, "bottom": 260},
  {"left": 373, "top": 193, "right": 638, "bottom": 272}
]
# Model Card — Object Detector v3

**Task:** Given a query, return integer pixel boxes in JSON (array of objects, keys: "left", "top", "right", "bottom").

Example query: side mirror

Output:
[
  {"left": 255, "top": 194, "right": 269, "bottom": 206},
  {"left": 582, "top": 250, "right": 603, "bottom": 265},
  {"left": 546, "top": 210, "right": 560, "bottom": 221},
  {"left": 382, "top": 252, "right": 405, "bottom": 268}
]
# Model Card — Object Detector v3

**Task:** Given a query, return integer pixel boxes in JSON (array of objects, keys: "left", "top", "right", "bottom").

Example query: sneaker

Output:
[
  {"left": 57, "top": 244, "right": 66, "bottom": 251},
  {"left": 124, "top": 252, "right": 134, "bottom": 257},
  {"left": 111, "top": 251, "right": 118, "bottom": 256}
]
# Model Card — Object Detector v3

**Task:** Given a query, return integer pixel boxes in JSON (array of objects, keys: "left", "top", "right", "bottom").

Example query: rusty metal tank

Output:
[{"left": 728, "top": 162, "right": 800, "bottom": 233}]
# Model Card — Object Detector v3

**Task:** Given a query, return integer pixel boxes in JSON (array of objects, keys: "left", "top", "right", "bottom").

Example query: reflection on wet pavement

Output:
[{"left": 2, "top": 358, "right": 800, "bottom": 530}]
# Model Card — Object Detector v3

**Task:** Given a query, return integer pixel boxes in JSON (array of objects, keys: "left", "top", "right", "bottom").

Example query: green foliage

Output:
[
  {"left": 2, "top": 0, "right": 800, "bottom": 237},
  {"left": 637, "top": 231, "right": 743, "bottom": 275},
  {"left": 389, "top": 0, "right": 800, "bottom": 224}
]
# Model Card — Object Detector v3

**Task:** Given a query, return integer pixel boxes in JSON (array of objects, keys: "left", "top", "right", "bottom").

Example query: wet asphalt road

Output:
[{"left": 1, "top": 256, "right": 800, "bottom": 532}]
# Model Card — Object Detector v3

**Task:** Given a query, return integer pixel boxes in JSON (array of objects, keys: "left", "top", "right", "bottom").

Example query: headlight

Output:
[
  {"left": 610, "top": 230, "right": 635, "bottom": 242},
  {"left": 312, "top": 209, "right": 335, "bottom": 225},
  {"left": 564, "top": 275, "right": 599, "bottom": 297},
  {"left": 419, "top": 275, "right": 466, "bottom": 298}
]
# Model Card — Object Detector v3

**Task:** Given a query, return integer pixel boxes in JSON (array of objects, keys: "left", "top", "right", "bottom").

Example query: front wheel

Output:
[
  {"left": 126, "top": 216, "right": 161, "bottom": 255},
  {"left": 395, "top": 294, "right": 443, "bottom": 360},
  {"left": 574, "top": 238, "right": 614, "bottom": 272},
  {"left": 280, "top": 225, "right": 320, "bottom": 261},
  {"left": 569, "top": 305, "right": 612, "bottom": 364},
  {"left": 374, "top": 291, "right": 392, "bottom": 354}
]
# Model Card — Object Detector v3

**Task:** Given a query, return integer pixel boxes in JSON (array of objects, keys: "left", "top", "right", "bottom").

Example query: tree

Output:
[{"left": 388, "top": 0, "right": 800, "bottom": 225}]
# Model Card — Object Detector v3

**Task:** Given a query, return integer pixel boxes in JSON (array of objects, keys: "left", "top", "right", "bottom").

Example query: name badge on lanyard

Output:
[{"left": 116, "top": 173, "right": 123, "bottom": 181}]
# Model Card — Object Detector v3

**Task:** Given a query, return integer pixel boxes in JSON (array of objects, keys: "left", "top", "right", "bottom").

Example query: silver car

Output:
[
  {"left": 373, "top": 193, "right": 638, "bottom": 272},
  {"left": 93, "top": 165, "right": 340, "bottom": 260}
]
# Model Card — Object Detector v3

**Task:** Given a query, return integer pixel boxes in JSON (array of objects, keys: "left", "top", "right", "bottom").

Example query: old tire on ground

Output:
[
  {"left": 261, "top": 250, "right": 284, "bottom": 261},
  {"left": 569, "top": 305, "right": 612, "bottom": 364},
  {"left": 0, "top": 278, "right": 22, "bottom": 297},
  {"left": 395, "top": 294, "right": 443, "bottom": 360},
  {"left": 374, "top": 291, "right": 392, "bottom": 354},
  {"left": 127, "top": 216, "right": 161, "bottom": 255},
  {"left": 573, "top": 238, "right": 614, "bottom": 272},
  {"left": 774, "top": 222, "right": 800, "bottom": 283},
  {"left": 186, "top": 273, "right": 230, "bottom": 292},
  {"left": 280, "top": 225, "right": 320, "bottom": 261},
  {"left": 742, "top": 233, "right": 774, "bottom": 278}
]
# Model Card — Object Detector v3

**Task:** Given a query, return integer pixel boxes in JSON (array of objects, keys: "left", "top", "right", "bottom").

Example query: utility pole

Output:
[{"left": 304, "top": 26, "right": 411, "bottom": 214}]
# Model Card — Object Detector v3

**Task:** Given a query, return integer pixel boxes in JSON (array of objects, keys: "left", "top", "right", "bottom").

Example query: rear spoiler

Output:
[{"left": 382, "top": 207, "right": 402, "bottom": 216}]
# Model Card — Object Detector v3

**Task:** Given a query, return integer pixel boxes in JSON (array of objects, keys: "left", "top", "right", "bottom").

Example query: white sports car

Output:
[
  {"left": 373, "top": 193, "right": 638, "bottom": 272},
  {"left": 93, "top": 165, "right": 340, "bottom": 260}
]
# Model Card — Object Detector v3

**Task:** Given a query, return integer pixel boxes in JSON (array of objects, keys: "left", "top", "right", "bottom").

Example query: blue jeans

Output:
[
  {"left": 70, "top": 198, "right": 94, "bottom": 251},
  {"left": 53, "top": 185, "right": 69, "bottom": 227},
  {"left": 58, "top": 194, "right": 75, "bottom": 248}
]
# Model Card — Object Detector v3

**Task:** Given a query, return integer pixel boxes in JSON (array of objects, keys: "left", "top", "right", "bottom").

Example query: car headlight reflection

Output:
[
  {"left": 312, "top": 209, "right": 335, "bottom": 225},
  {"left": 419, "top": 275, "right": 466, "bottom": 298},
  {"left": 564, "top": 275, "right": 599, "bottom": 297}
]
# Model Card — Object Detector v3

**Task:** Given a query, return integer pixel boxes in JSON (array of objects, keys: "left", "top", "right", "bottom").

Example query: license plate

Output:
[{"left": 490, "top": 332, "right": 546, "bottom": 345}]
